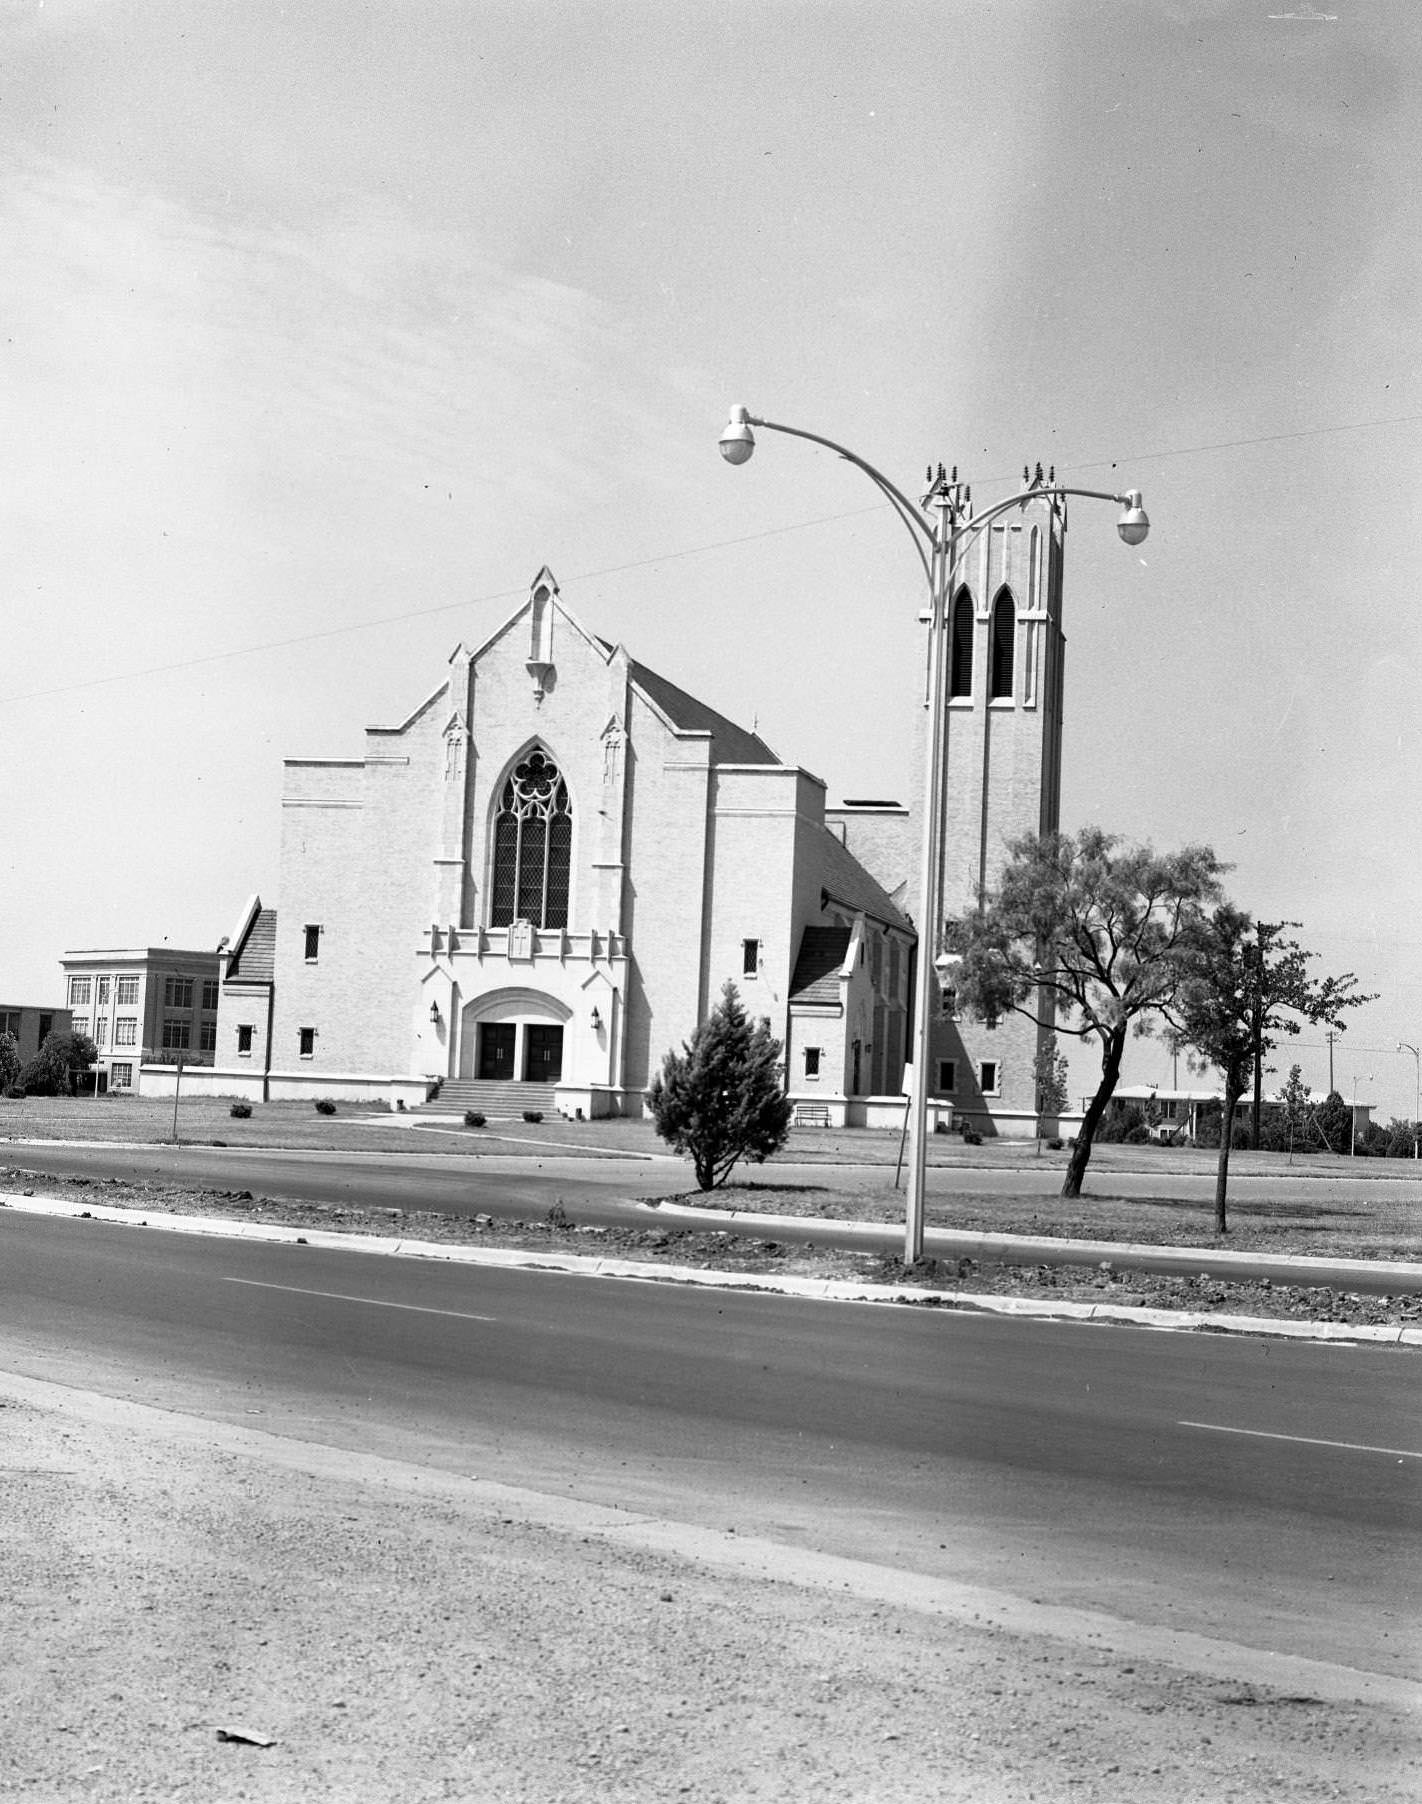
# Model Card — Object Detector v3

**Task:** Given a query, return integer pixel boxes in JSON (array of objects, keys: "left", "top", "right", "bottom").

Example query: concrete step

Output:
[{"left": 419, "top": 1079, "right": 558, "bottom": 1117}]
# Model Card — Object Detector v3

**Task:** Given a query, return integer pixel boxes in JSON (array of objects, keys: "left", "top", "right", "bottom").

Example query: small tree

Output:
[
  {"left": 20, "top": 1029, "right": 99, "bottom": 1097},
  {"left": 1169, "top": 916, "right": 1373, "bottom": 1230},
  {"left": 1031, "top": 1034, "right": 1070, "bottom": 1147},
  {"left": 947, "top": 827, "right": 1227, "bottom": 1198},
  {"left": 1165, "top": 905, "right": 1257, "bottom": 1233},
  {"left": 1273, "top": 1063, "right": 1313, "bottom": 1158},
  {"left": 647, "top": 981, "right": 792, "bottom": 1190},
  {"left": 0, "top": 1031, "right": 20, "bottom": 1097},
  {"left": 1312, "top": 1090, "right": 1354, "bottom": 1156}
]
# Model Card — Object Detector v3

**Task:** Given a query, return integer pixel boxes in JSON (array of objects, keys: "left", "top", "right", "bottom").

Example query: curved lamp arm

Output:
[
  {"left": 721, "top": 407, "right": 1150, "bottom": 581},
  {"left": 720, "top": 406, "right": 935, "bottom": 584}
]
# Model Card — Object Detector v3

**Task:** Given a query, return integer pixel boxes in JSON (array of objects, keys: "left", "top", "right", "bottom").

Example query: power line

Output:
[{"left": 6, "top": 408, "right": 1421, "bottom": 708}]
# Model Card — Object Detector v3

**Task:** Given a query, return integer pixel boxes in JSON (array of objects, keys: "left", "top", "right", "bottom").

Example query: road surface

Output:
[{"left": 2, "top": 1208, "right": 1416, "bottom": 1689}]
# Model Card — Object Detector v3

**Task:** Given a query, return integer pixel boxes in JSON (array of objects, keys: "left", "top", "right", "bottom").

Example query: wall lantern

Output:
[
  {"left": 590, "top": 1004, "right": 602, "bottom": 1031},
  {"left": 429, "top": 1000, "right": 441, "bottom": 1026}
]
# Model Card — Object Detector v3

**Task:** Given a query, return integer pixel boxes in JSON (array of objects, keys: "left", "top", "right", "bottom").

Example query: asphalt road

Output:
[
  {"left": 2, "top": 1209, "right": 1416, "bottom": 1686},
  {"left": 7, "top": 1136, "right": 1421, "bottom": 1224},
  {"left": 0, "top": 1141, "right": 692, "bottom": 1227}
]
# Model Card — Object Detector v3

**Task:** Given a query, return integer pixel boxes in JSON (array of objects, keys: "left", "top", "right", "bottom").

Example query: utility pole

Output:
[
  {"left": 1249, "top": 924, "right": 1266, "bottom": 1150},
  {"left": 1326, "top": 1028, "right": 1338, "bottom": 1096}
]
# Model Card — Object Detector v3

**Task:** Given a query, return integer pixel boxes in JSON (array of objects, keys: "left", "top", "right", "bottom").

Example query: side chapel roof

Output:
[
  {"left": 625, "top": 659, "right": 779, "bottom": 766},
  {"left": 788, "top": 926, "right": 853, "bottom": 1004}
]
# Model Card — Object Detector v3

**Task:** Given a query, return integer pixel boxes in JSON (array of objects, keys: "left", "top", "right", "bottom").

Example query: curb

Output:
[
  {"left": 5, "top": 1192, "right": 1420, "bottom": 1348},
  {"left": 645, "top": 1200, "right": 1422, "bottom": 1298}
]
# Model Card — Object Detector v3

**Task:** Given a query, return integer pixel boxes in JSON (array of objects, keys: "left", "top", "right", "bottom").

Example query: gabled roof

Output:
[
  {"left": 789, "top": 926, "right": 853, "bottom": 1005},
  {"left": 815, "top": 826, "right": 914, "bottom": 934},
  {"left": 224, "top": 896, "right": 278, "bottom": 984},
  {"left": 627, "top": 659, "right": 779, "bottom": 765}
]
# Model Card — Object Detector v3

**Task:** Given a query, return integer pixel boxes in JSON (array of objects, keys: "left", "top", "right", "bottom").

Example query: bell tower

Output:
[
  {"left": 929, "top": 468, "right": 1067, "bottom": 1133},
  {"left": 827, "top": 466, "right": 1070, "bottom": 1136}
]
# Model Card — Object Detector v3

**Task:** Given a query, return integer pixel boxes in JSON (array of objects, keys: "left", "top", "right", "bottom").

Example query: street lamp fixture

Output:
[
  {"left": 1400, "top": 1042, "right": 1420, "bottom": 1160},
  {"left": 720, "top": 405, "right": 1150, "bottom": 1262}
]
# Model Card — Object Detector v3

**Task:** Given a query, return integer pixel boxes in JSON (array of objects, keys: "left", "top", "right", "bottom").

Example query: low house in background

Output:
[
  {"left": 58, "top": 948, "right": 222, "bottom": 1095},
  {"left": 0, "top": 1002, "right": 73, "bottom": 1069},
  {"left": 1099, "top": 1084, "right": 1374, "bottom": 1143}
]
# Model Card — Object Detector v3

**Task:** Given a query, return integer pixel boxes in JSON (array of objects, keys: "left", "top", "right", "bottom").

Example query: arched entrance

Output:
[{"left": 459, "top": 987, "right": 572, "bottom": 1085}]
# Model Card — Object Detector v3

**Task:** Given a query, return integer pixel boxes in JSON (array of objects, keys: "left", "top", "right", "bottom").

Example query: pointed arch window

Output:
[
  {"left": 990, "top": 588, "right": 1016, "bottom": 700},
  {"left": 948, "top": 588, "right": 974, "bottom": 698},
  {"left": 490, "top": 749, "right": 572, "bottom": 928}
]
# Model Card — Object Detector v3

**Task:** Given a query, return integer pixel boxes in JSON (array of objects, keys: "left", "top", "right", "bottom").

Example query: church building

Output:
[
  {"left": 192, "top": 475, "right": 1073, "bottom": 1135},
  {"left": 210, "top": 570, "right": 916, "bottom": 1124}
]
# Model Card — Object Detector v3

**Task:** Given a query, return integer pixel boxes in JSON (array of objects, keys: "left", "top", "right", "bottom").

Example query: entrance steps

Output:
[{"left": 418, "top": 1078, "right": 558, "bottom": 1118}]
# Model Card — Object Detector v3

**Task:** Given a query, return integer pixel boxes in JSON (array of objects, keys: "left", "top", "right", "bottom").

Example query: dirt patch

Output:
[
  {"left": 3, "top": 1380, "right": 1417, "bottom": 1803},
  {"left": 6, "top": 1167, "right": 1420, "bottom": 1332}
]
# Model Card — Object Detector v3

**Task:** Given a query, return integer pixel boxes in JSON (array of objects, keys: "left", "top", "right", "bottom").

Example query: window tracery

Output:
[{"left": 490, "top": 749, "right": 572, "bottom": 928}]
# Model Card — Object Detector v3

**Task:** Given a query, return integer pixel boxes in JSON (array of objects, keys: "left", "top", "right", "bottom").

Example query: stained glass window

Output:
[{"left": 490, "top": 749, "right": 572, "bottom": 929}]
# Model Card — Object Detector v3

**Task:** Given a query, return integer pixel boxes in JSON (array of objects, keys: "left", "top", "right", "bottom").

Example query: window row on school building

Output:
[{"left": 55, "top": 950, "right": 223, "bottom": 1093}]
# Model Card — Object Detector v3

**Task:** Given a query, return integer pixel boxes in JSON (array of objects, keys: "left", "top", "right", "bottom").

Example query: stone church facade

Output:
[
  {"left": 205, "top": 571, "right": 916, "bottom": 1123},
  {"left": 183, "top": 480, "right": 1072, "bottom": 1134}
]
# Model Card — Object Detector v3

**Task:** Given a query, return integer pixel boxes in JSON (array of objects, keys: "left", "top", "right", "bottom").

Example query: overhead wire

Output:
[{"left": 5, "top": 407, "right": 1421, "bottom": 708}]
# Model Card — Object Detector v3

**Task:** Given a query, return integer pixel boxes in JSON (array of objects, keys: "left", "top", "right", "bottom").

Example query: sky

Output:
[{"left": 3, "top": 0, "right": 1420, "bottom": 1120}]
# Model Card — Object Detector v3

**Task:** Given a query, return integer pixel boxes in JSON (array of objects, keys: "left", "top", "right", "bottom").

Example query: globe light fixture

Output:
[
  {"left": 718, "top": 405, "right": 756, "bottom": 465},
  {"left": 1116, "top": 489, "right": 1150, "bottom": 546}
]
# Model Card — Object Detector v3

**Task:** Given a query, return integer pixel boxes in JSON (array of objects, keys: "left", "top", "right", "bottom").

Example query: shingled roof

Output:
[
  {"left": 814, "top": 827, "right": 914, "bottom": 933},
  {"left": 788, "top": 926, "right": 853, "bottom": 1006},
  {"left": 628, "top": 659, "right": 779, "bottom": 765},
  {"left": 225, "top": 904, "right": 277, "bottom": 984}
]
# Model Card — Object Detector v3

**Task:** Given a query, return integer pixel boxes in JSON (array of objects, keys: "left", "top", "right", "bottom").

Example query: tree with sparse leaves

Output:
[
  {"left": 1167, "top": 914, "right": 1373, "bottom": 1231},
  {"left": 1032, "top": 1035, "right": 1070, "bottom": 1144},
  {"left": 1273, "top": 1063, "right": 1314, "bottom": 1156},
  {"left": 947, "top": 827, "right": 1227, "bottom": 1199},
  {"left": 647, "top": 981, "right": 793, "bottom": 1190}
]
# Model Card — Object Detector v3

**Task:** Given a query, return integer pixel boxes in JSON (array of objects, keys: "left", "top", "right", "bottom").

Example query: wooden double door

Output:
[{"left": 477, "top": 1021, "right": 563, "bottom": 1083}]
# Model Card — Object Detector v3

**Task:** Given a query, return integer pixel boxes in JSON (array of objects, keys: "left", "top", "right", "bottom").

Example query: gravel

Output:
[{"left": 3, "top": 1379, "right": 1418, "bottom": 1803}]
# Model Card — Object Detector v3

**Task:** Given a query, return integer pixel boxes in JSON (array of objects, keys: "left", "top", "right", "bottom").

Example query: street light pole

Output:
[
  {"left": 719, "top": 407, "right": 1150, "bottom": 1262},
  {"left": 1400, "top": 1041, "right": 1420, "bottom": 1159}
]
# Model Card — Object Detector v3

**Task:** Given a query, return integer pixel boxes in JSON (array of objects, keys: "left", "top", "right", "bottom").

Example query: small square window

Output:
[
  {"left": 69, "top": 976, "right": 92, "bottom": 1006},
  {"left": 299, "top": 1027, "right": 315, "bottom": 1058},
  {"left": 304, "top": 925, "right": 322, "bottom": 963},
  {"left": 110, "top": 1062, "right": 133, "bottom": 1090},
  {"left": 161, "top": 1019, "right": 190, "bottom": 1051},
  {"left": 741, "top": 937, "right": 759, "bottom": 978},
  {"left": 115, "top": 1018, "right": 137, "bottom": 1047},
  {"left": 938, "top": 1058, "right": 957, "bottom": 1094},
  {"left": 804, "top": 1047, "right": 821, "bottom": 1078},
  {"left": 116, "top": 976, "right": 139, "bottom": 1006},
  {"left": 237, "top": 1025, "right": 253, "bottom": 1057},
  {"left": 979, "top": 1060, "right": 1000, "bottom": 1096}
]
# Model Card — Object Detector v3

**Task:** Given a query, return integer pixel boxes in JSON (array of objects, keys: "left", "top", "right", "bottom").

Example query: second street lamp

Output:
[{"left": 720, "top": 405, "right": 1150, "bottom": 1262}]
